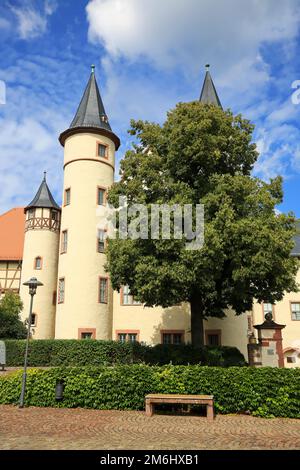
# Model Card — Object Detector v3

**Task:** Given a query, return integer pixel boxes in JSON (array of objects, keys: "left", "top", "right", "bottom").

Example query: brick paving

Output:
[{"left": 0, "top": 405, "right": 299, "bottom": 450}]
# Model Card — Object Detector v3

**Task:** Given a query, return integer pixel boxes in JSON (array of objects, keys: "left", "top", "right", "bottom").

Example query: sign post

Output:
[{"left": 0, "top": 341, "right": 6, "bottom": 371}]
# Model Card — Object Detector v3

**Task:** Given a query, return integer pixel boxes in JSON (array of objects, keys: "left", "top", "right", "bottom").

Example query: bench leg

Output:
[
  {"left": 146, "top": 401, "right": 153, "bottom": 417},
  {"left": 206, "top": 404, "right": 214, "bottom": 420}
]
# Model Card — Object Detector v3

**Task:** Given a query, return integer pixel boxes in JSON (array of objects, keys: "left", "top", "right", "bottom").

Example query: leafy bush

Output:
[
  {"left": 4, "top": 339, "right": 246, "bottom": 367},
  {"left": 0, "top": 365, "right": 299, "bottom": 418},
  {"left": 0, "top": 292, "right": 26, "bottom": 339}
]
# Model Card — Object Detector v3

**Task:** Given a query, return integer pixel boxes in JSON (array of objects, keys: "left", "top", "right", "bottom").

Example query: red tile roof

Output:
[{"left": 0, "top": 208, "right": 25, "bottom": 260}]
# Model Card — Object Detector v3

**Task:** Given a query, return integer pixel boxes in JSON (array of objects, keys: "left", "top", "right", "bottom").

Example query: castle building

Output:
[{"left": 1, "top": 66, "right": 300, "bottom": 366}]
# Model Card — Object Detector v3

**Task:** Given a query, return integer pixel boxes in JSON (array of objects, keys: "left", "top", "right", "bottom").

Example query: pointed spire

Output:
[
  {"left": 59, "top": 66, "right": 120, "bottom": 149},
  {"left": 25, "top": 174, "right": 61, "bottom": 211},
  {"left": 199, "top": 65, "right": 222, "bottom": 108}
]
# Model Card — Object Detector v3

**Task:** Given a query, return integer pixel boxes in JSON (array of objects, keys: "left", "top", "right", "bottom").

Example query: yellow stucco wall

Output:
[
  {"left": 19, "top": 207, "right": 59, "bottom": 339},
  {"left": 55, "top": 132, "right": 115, "bottom": 340},
  {"left": 112, "top": 291, "right": 191, "bottom": 344},
  {"left": 204, "top": 310, "right": 249, "bottom": 359}
]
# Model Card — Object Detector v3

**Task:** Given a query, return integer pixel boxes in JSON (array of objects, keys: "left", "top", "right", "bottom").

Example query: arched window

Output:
[{"left": 34, "top": 256, "right": 42, "bottom": 270}]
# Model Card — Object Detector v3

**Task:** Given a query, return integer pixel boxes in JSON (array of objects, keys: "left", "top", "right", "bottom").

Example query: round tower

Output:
[
  {"left": 19, "top": 174, "right": 61, "bottom": 339},
  {"left": 55, "top": 66, "right": 120, "bottom": 340}
]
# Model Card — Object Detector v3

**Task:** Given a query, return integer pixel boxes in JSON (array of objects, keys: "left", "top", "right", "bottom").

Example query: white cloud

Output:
[
  {"left": 86, "top": 0, "right": 299, "bottom": 77},
  {"left": 10, "top": 0, "right": 57, "bottom": 40},
  {"left": 86, "top": 0, "right": 300, "bottom": 184}
]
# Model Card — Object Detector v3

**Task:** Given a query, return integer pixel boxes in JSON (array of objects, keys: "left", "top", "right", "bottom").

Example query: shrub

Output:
[
  {"left": 0, "top": 365, "right": 299, "bottom": 418},
  {"left": 4, "top": 339, "right": 246, "bottom": 367}
]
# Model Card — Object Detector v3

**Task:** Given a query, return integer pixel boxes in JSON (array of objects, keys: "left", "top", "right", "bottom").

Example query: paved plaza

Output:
[{"left": 0, "top": 405, "right": 299, "bottom": 450}]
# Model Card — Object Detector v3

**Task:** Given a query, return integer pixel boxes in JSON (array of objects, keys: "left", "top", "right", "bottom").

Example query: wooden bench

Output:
[{"left": 145, "top": 394, "right": 214, "bottom": 420}]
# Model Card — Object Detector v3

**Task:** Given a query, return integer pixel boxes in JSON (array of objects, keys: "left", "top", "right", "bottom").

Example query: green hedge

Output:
[
  {"left": 4, "top": 340, "right": 246, "bottom": 367},
  {"left": 0, "top": 365, "right": 299, "bottom": 418}
]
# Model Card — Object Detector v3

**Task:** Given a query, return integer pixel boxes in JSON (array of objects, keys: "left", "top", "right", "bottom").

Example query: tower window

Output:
[
  {"left": 64, "top": 188, "right": 71, "bottom": 206},
  {"left": 291, "top": 302, "right": 300, "bottom": 320},
  {"left": 99, "top": 277, "right": 108, "bottom": 303},
  {"left": 97, "top": 187, "right": 105, "bottom": 205},
  {"left": 97, "top": 143, "right": 108, "bottom": 158},
  {"left": 61, "top": 230, "right": 68, "bottom": 253},
  {"left": 34, "top": 257, "right": 42, "bottom": 270},
  {"left": 97, "top": 229, "right": 106, "bottom": 253},
  {"left": 58, "top": 278, "right": 65, "bottom": 303},
  {"left": 28, "top": 209, "right": 35, "bottom": 220},
  {"left": 51, "top": 210, "right": 58, "bottom": 221},
  {"left": 30, "top": 313, "right": 37, "bottom": 326}
]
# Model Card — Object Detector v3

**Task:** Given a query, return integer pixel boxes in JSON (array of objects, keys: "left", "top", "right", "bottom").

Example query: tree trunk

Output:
[{"left": 190, "top": 294, "right": 205, "bottom": 347}]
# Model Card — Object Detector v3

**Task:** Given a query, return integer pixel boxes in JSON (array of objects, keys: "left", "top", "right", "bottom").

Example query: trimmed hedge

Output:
[
  {"left": 4, "top": 340, "right": 246, "bottom": 367},
  {"left": 0, "top": 365, "right": 299, "bottom": 418}
]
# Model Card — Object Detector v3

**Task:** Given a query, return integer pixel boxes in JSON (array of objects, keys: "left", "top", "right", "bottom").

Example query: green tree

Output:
[
  {"left": 0, "top": 292, "right": 27, "bottom": 339},
  {"left": 106, "top": 102, "right": 299, "bottom": 346}
]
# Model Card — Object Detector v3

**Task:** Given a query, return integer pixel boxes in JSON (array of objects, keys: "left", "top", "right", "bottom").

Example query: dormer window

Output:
[{"left": 97, "top": 143, "right": 107, "bottom": 158}]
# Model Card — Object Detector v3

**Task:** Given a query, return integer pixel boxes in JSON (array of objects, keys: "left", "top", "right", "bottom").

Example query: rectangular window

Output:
[
  {"left": 61, "top": 230, "right": 68, "bottom": 253},
  {"left": 291, "top": 302, "right": 300, "bottom": 320},
  {"left": 97, "top": 229, "right": 105, "bottom": 253},
  {"left": 173, "top": 333, "right": 182, "bottom": 345},
  {"left": 98, "top": 143, "right": 107, "bottom": 158},
  {"left": 117, "top": 332, "right": 138, "bottom": 343},
  {"left": 28, "top": 209, "right": 35, "bottom": 219},
  {"left": 118, "top": 333, "right": 127, "bottom": 343},
  {"left": 162, "top": 333, "right": 172, "bottom": 345},
  {"left": 34, "top": 257, "right": 42, "bottom": 270},
  {"left": 287, "top": 356, "right": 296, "bottom": 363},
  {"left": 99, "top": 277, "right": 108, "bottom": 303},
  {"left": 51, "top": 210, "right": 58, "bottom": 221},
  {"left": 128, "top": 333, "right": 137, "bottom": 343},
  {"left": 65, "top": 188, "right": 71, "bottom": 206},
  {"left": 122, "top": 285, "right": 141, "bottom": 305},
  {"left": 263, "top": 303, "right": 274, "bottom": 319},
  {"left": 81, "top": 332, "right": 93, "bottom": 339},
  {"left": 207, "top": 334, "right": 220, "bottom": 346},
  {"left": 58, "top": 278, "right": 65, "bottom": 304},
  {"left": 97, "top": 188, "right": 105, "bottom": 205},
  {"left": 161, "top": 331, "right": 184, "bottom": 345},
  {"left": 31, "top": 313, "right": 37, "bottom": 326},
  {"left": 205, "top": 330, "right": 221, "bottom": 346}
]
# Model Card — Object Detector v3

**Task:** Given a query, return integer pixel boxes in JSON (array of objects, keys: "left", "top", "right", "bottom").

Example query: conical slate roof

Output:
[
  {"left": 25, "top": 173, "right": 61, "bottom": 211},
  {"left": 70, "top": 65, "right": 111, "bottom": 132},
  {"left": 59, "top": 66, "right": 120, "bottom": 149},
  {"left": 199, "top": 65, "right": 222, "bottom": 108}
]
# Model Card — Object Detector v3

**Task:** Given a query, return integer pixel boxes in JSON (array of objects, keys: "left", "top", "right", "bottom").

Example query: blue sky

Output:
[{"left": 0, "top": 0, "right": 300, "bottom": 216}]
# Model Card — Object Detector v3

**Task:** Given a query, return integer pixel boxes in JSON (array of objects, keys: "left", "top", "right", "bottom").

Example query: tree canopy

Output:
[
  {"left": 106, "top": 102, "right": 299, "bottom": 346},
  {"left": 0, "top": 292, "right": 27, "bottom": 339}
]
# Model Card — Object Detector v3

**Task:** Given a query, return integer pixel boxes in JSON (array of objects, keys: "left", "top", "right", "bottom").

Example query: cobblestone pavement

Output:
[{"left": 0, "top": 405, "right": 299, "bottom": 450}]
